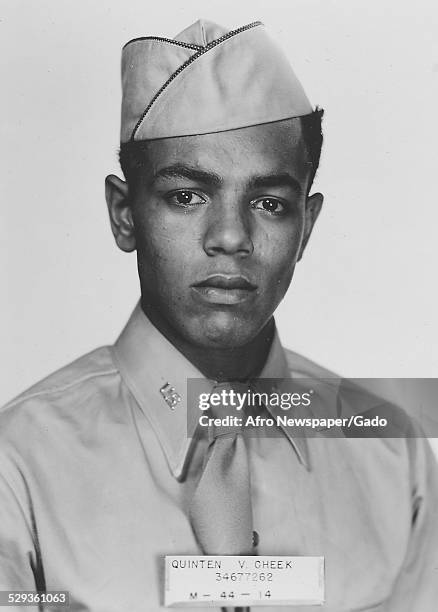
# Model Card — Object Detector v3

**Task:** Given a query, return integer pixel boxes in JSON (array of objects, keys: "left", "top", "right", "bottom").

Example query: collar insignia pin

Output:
[{"left": 160, "top": 382, "right": 181, "bottom": 410}]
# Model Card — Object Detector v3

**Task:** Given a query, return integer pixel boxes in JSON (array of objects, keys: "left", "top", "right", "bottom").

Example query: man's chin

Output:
[{"left": 189, "top": 311, "right": 263, "bottom": 349}]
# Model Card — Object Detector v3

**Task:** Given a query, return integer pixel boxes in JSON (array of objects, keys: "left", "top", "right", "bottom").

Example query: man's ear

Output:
[
  {"left": 298, "top": 192, "right": 323, "bottom": 261},
  {"left": 105, "top": 174, "right": 136, "bottom": 252}
]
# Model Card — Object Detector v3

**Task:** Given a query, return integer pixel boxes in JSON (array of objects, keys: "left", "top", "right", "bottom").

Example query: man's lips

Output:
[
  {"left": 191, "top": 274, "right": 257, "bottom": 305},
  {"left": 193, "top": 274, "right": 257, "bottom": 291}
]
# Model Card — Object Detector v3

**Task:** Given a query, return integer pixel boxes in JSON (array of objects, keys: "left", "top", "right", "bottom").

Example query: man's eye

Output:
[
  {"left": 168, "top": 190, "right": 206, "bottom": 207},
  {"left": 251, "top": 197, "right": 285, "bottom": 214}
]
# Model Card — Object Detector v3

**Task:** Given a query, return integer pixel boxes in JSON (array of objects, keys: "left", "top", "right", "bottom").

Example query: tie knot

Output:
[{"left": 207, "top": 382, "right": 249, "bottom": 440}]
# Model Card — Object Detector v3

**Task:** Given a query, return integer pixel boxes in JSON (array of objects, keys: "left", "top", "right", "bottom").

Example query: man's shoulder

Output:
[
  {"left": 1, "top": 346, "right": 119, "bottom": 427},
  {"left": 282, "top": 347, "right": 419, "bottom": 439}
]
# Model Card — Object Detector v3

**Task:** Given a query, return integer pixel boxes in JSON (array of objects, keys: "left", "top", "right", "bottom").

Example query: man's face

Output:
[{"left": 108, "top": 120, "right": 322, "bottom": 349}]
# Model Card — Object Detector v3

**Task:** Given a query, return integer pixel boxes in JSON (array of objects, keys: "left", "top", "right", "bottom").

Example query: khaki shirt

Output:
[{"left": 1, "top": 304, "right": 437, "bottom": 611}]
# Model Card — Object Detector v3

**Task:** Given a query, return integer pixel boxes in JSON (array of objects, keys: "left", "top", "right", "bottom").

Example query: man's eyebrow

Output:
[
  {"left": 247, "top": 172, "right": 302, "bottom": 194},
  {"left": 152, "top": 164, "right": 222, "bottom": 187}
]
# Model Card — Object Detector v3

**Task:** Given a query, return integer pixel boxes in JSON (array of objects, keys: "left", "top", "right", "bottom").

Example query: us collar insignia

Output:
[{"left": 160, "top": 382, "right": 182, "bottom": 410}]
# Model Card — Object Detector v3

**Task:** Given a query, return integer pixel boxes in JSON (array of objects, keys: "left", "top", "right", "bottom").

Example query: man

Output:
[{"left": 1, "top": 19, "right": 437, "bottom": 612}]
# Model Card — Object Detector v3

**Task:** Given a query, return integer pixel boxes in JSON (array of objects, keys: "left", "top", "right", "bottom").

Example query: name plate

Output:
[{"left": 164, "top": 555, "right": 324, "bottom": 607}]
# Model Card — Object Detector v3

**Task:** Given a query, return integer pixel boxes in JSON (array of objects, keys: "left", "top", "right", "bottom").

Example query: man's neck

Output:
[{"left": 140, "top": 300, "right": 275, "bottom": 382}]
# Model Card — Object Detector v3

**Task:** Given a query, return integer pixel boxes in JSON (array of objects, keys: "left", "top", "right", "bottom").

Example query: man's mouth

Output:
[{"left": 191, "top": 274, "right": 257, "bottom": 305}]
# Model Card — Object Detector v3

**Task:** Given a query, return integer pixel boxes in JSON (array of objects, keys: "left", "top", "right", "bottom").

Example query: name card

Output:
[{"left": 165, "top": 555, "right": 324, "bottom": 607}]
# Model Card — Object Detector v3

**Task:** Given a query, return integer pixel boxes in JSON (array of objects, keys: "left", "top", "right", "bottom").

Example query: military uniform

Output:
[{"left": 1, "top": 304, "right": 437, "bottom": 611}]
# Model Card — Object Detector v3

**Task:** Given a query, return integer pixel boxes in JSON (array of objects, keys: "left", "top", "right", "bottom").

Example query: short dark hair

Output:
[
  {"left": 119, "top": 108, "right": 324, "bottom": 193},
  {"left": 300, "top": 107, "right": 324, "bottom": 188}
]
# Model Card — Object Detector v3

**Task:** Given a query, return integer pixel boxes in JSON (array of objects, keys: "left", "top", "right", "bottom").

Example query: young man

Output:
[{"left": 1, "top": 19, "right": 437, "bottom": 612}]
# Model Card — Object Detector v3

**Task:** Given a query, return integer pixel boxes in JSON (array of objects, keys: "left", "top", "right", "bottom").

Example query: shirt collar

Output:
[
  {"left": 252, "top": 332, "right": 310, "bottom": 470},
  {"left": 113, "top": 303, "right": 310, "bottom": 478}
]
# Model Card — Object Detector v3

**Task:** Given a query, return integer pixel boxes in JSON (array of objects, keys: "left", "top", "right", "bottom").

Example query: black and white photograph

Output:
[{"left": 1, "top": 1, "right": 438, "bottom": 610}]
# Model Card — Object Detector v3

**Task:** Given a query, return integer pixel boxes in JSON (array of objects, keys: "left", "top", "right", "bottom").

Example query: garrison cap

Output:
[{"left": 121, "top": 19, "right": 313, "bottom": 143}]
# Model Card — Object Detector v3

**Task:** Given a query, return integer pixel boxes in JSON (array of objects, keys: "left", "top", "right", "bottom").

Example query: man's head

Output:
[{"left": 106, "top": 20, "right": 324, "bottom": 350}]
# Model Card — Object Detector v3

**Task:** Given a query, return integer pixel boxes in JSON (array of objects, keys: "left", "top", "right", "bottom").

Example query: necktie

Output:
[{"left": 189, "top": 383, "right": 253, "bottom": 611}]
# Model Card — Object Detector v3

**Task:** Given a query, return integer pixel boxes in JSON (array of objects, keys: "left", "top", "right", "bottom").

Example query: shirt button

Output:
[{"left": 252, "top": 530, "right": 259, "bottom": 547}]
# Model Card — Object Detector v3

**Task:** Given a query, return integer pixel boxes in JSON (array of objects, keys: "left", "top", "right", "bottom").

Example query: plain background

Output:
[{"left": 1, "top": 0, "right": 437, "bottom": 427}]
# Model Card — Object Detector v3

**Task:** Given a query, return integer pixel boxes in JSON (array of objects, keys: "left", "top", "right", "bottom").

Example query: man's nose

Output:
[{"left": 203, "top": 200, "right": 254, "bottom": 257}]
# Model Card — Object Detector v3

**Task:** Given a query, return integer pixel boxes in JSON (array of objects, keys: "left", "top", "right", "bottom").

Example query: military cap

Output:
[{"left": 121, "top": 19, "right": 313, "bottom": 142}]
